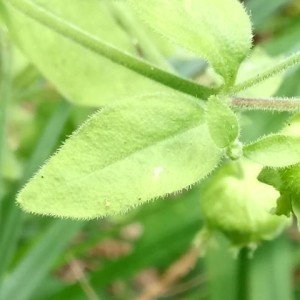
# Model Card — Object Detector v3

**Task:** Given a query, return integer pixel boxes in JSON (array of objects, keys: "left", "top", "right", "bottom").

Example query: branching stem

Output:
[
  {"left": 8, "top": 0, "right": 216, "bottom": 99},
  {"left": 6, "top": 0, "right": 300, "bottom": 115},
  {"left": 230, "top": 97, "right": 300, "bottom": 112}
]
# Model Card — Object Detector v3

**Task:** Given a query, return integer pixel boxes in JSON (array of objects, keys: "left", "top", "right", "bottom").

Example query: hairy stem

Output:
[
  {"left": 230, "top": 51, "right": 300, "bottom": 94},
  {"left": 7, "top": 0, "right": 216, "bottom": 99},
  {"left": 230, "top": 97, "right": 300, "bottom": 112}
]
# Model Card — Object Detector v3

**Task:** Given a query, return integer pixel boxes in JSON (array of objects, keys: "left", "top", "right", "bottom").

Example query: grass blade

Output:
[
  {"left": 0, "top": 100, "right": 71, "bottom": 279},
  {"left": 0, "top": 219, "right": 83, "bottom": 300},
  {"left": 250, "top": 236, "right": 293, "bottom": 300}
]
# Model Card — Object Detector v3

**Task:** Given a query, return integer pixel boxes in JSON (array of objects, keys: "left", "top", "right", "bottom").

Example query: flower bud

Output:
[{"left": 200, "top": 160, "right": 290, "bottom": 246}]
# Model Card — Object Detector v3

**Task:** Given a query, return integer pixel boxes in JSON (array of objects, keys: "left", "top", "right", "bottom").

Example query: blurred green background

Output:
[{"left": 0, "top": 0, "right": 300, "bottom": 299}]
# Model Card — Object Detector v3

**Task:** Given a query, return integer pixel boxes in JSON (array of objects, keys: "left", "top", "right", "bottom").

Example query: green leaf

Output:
[
  {"left": 275, "top": 195, "right": 292, "bottom": 217},
  {"left": 129, "top": 0, "right": 252, "bottom": 84},
  {"left": 0, "top": 2, "right": 8, "bottom": 26},
  {"left": 282, "top": 113, "right": 300, "bottom": 136},
  {"left": 277, "top": 164, "right": 300, "bottom": 225},
  {"left": 249, "top": 236, "right": 293, "bottom": 300},
  {"left": 258, "top": 168, "right": 291, "bottom": 216},
  {"left": 0, "top": 100, "right": 71, "bottom": 279},
  {"left": 257, "top": 167, "right": 282, "bottom": 189},
  {"left": 0, "top": 220, "right": 83, "bottom": 300},
  {"left": 17, "top": 94, "right": 222, "bottom": 219},
  {"left": 4, "top": 0, "right": 174, "bottom": 106},
  {"left": 206, "top": 96, "right": 239, "bottom": 148},
  {"left": 278, "top": 164, "right": 300, "bottom": 197},
  {"left": 205, "top": 234, "right": 238, "bottom": 300},
  {"left": 244, "top": 134, "right": 300, "bottom": 167}
]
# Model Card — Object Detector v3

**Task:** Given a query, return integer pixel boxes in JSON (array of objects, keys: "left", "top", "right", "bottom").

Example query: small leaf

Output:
[
  {"left": 276, "top": 195, "right": 292, "bottom": 217},
  {"left": 129, "top": 0, "right": 252, "bottom": 84},
  {"left": 257, "top": 168, "right": 291, "bottom": 216},
  {"left": 279, "top": 164, "right": 300, "bottom": 197},
  {"left": 17, "top": 94, "right": 222, "bottom": 219},
  {"left": 244, "top": 134, "right": 300, "bottom": 167},
  {"left": 206, "top": 96, "right": 239, "bottom": 148},
  {"left": 257, "top": 167, "right": 282, "bottom": 189},
  {"left": 276, "top": 165, "right": 300, "bottom": 224},
  {"left": 258, "top": 116, "right": 300, "bottom": 221}
]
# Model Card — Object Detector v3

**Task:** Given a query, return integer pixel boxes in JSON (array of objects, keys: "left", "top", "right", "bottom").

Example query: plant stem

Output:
[
  {"left": 8, "top": 0, "right": 216, "bottom": 100},
  {"left": 230, "top": 96, "right": 300, "bottom": 112},
  {"left": 230, "top": 51, "right": 300, "bottom": 94},
  {"left": 0, "top": 100, "right": 71, "bottom": 280},
  {"left": 237, "top": 247, "right": 250, "bottom": 300}
]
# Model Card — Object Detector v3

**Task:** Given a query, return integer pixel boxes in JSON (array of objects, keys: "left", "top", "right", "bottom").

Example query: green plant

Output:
[
  {"left": 1, "top": 0, "right": 300, "bottom": 299},
  {"left": 5, "top": 0, "right": 300, "bottom": 229}
]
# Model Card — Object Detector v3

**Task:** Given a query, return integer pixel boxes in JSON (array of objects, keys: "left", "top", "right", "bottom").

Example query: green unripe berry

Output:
[{"left": 200, "top": 160, "right": 290, "bottom": 246}]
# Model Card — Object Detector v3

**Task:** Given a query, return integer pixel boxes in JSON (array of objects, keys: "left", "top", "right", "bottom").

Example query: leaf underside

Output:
[
  {"left": 17, "top": 94, "right": 222, "bottom": 219},
  {"left": 5, "top": 0, "right": 173, "bottom": 106},
  {"left": 129, "top": 0, "right": 252, "bottom": 83},
  {"left": 244, "top": 134, "right": 300, "bottom": 167}
]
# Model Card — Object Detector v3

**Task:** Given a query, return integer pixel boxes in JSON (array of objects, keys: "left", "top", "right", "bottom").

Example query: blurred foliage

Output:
[{"left": 0, "top": 0, "right": 300, "bottom": 299}]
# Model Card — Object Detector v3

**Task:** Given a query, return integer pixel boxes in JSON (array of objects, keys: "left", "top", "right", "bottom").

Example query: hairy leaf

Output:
[
  {"left": 258, "top": 167, "right": 282, "bottom": 189},
  {"left": 244, "top": 134, "right": 300, "bottom": 167},
  {"left": 206, "top": 96, "right": 239, "bottom": 148},
  {"left": 129, "top": 0, "right": 252, "bottom": 84},
  {"left": 276, "top": 195, "right": 292, "bottom": 217},
  {"left": 282, "top": 113, "right": 300, "bottom": 136},
  {"left": 5, "top": 0, "right": 172, "bottom": 106},
  {"left": 17, "top": 94, "right": 222, "bottom": 219},
  {"left": 257, "top": 168, "right": 292, "bottom": 216},
  {"left": 276, "top": 165, "right": 300, "bottom": 222}
]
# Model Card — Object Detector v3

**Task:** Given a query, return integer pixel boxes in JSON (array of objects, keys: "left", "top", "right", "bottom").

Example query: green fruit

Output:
[{"left": 200, "top": 160, "right": 290, "bottom": 246}]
